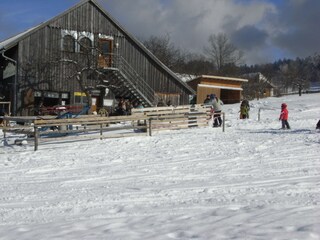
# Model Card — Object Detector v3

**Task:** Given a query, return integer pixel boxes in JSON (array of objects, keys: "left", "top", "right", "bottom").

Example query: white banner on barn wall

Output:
[{"left": 103, "top": 99, "right": 113, "bottom": 106}]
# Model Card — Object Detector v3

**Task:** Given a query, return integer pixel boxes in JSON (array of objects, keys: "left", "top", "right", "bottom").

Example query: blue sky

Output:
[
  {"left": 1, "top": 0, "right": 319, "bottom": 65},
  {"left": 0, "top": 0, "right": 78, "bottom": 38}
]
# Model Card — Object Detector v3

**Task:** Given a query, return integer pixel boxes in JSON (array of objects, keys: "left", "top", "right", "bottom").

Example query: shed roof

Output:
[
  {"left": 198, "top": 84, "right": 243, "bottom": 91},
  {"left": 191, "top": 75, "right": 248, "bottom": 83}
]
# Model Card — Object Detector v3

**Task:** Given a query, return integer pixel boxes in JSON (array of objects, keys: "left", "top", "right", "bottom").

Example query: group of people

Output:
[
  {"left": 203, "top": 94, "right": 297, "bottom": 130},
  {"left": 240, "top": 100, "right": 293, "bottom": 130},
  {"left": 118, "top": 97, "right": 320, "bottom": 130},
  {"left": 240, "top": 99, "right": 292, "bottom": 130},
  {"left": 117, "top": 98, "right": 133, "bottom": 115},
  {"left": 116, "top": 98, "right": 145, "bottom": 115},
  {"left": 157, "top": 99, "right": 172, "bottom": 107},
  {"left": 116, "top": 94, "right": 308, "bottom": 131}
]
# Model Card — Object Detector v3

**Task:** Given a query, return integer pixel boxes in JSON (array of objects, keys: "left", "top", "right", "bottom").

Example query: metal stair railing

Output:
[{"left": 105, "top": 54, "right": 158, "bottom": 106}]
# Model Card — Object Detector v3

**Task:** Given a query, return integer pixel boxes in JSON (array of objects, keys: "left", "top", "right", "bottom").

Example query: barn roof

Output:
[{"left": 0, "top": 0, "right": 194, "bottom": 94}]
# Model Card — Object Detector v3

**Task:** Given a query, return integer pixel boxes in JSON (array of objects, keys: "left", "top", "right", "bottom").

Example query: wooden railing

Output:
[
  {"left": 2, "top": 115, "right": 149, "bottom": 151},
  {"left": 132, "top": 104, "right": 225, "bottom": 133},
  {"left": 101, "top": 54, "right": 157, "bottom": 106},
  {"left": 2, "top": 105, "right": 225, "bottom": 151}
]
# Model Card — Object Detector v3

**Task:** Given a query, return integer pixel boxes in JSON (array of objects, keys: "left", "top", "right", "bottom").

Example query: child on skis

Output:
[
  {"left": 279, "top": 103, "right": 290, "bottom": 129},
  {"left": 239, "top": 99, "right": 250, "bottom": 119}
]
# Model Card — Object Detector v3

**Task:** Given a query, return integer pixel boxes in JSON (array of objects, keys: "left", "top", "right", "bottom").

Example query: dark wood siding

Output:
[{"left": 16, "top": 1, "right": 192, "bottom": 112}]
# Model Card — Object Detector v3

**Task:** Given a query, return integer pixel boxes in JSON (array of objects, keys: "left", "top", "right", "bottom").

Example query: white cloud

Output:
[
  {"left": 100, "top": 0, "right": 279, "bottom": 64},
  {"left": 2, "top": 0, "right": 318, "bottom": 65}
]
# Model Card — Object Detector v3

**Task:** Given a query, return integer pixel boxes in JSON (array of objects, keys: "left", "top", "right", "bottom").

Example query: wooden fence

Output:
[
  {"left": 132, "top": 104, "right": 225, "bottom": 133},
  {"left": 2, "top": 104, "right": 225, "bottom": 151},
  {"left": 2, "top": 115, "right": 149, "bottom": 151}
]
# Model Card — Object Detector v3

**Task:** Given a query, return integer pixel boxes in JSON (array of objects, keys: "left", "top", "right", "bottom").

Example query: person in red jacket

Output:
[{"left": 279, "top": 103, "right": 291, "bottom": 129}]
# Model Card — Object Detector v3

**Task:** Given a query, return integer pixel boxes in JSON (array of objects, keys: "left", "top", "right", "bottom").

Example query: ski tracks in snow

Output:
[{"left": 0, "top": 94, "right": 319, "bottom": 239}]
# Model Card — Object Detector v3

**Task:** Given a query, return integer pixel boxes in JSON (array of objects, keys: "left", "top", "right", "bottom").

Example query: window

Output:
[
  {"left": 74, "top": 92, "right": 88, "bottom": 104},
  {"left": 63, "top": 35, "right": 75, "bottom": 52},
  {"left": 98, "top": 39, "right": 113, "bottom": 68},
  {"left": 99, "top": 39, "right": 112, "bottom": 55},
  {"left": 79, "top": 37, "right": 92, "bottom": 53}
]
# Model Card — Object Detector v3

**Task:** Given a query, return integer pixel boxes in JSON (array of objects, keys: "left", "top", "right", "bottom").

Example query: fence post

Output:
[
  {"left": 100, "top": 124, "right": 103, "bottom": 140},
  {"left": 148, "top": 118, "right": 152, "bottom": 136},
  {"left": 258, "top": 108, "right": 261, "bottom": 121},
  {"left": 34, "top": 126, "right": 39, "bottom": 151},
  {"left": 222, "top": 112, "right": 225, "bottom": 132},
  {"left": 3, "top": 117, "right": 7, "bottom": 139}
]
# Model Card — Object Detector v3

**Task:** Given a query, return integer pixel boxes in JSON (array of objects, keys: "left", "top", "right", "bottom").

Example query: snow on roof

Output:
[
  {"left": 0, "top": 25, "right": 39, "bottom": 50},
  {"left": 193, "top": 75, "right": 248, "bottom": 82},
  {"left": 175, "top": 73, "right": 197, "bottom": 83},
  {"left": 198, "top": 84, "right": 243, "bottom": 91}
]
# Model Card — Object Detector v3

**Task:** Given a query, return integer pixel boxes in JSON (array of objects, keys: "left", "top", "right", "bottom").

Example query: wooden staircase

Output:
[{"left": 100, "top": 55, "right": 157, "bottom": 107}]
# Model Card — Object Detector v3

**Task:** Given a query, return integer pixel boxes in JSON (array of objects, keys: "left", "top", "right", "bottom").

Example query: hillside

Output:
[{"left": 0, "top": 93, "right": 319, "bottom": 240}]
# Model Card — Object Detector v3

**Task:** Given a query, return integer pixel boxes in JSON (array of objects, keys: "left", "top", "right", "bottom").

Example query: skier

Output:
[
  {"left": 239, "top": 99, "right": 250, "bottom": 119},
  {"left": 279, "top": 103, "right": 290, "bottom": 130},
  {"left": 210, "top": 94, "right": 223, "bottom": 127}
]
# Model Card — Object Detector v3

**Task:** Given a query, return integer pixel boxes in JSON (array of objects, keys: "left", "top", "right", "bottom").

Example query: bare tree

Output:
[
  {"left": 242, "top": 73, "right": 273, "bottom": 100},
  {"left": 312, "top": 53, "right": 320, "bottom": 71},
  {"left": 17, "top": 58, "right": 57, "bottom": 114},
  {"left": 280, "top": 59, "right": 309, "bottom": 96},
  {"left": 310, "top": 53, "right": 320, "bottom": 84},
  {"left": 180, "top": 53, "right": 213, "bottom": 75},
  {"left": 143, "top": 34, "right": 186, "bottom": 72},
  {"left": 55, "top": 33, "right": 115, "bottom": 110},
  {"left": 204, "top": 33, "right": 244, "bottom": 72},
  {"left": 17, "top": 32, "right": 116, "bottom": 115}
]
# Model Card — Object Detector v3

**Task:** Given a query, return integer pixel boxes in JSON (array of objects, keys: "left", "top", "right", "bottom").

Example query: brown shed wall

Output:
[{"left": 189, "top": 76, "right": 245, "bottom": 104}]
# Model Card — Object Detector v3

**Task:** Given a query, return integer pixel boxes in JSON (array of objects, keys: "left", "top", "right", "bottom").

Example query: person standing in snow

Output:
[
  {"left": 210, "top": 94, "right": 223, "bottom": 127},
  {"left": 157, "top": 98, "right": 166, "bottom": 107},
  {"left": 279, "top": 103, "right": 290, "bottom": 129},
  {"left": 239, "top": 99, "right": 250, "bottom": 119},
  {"left": 203, "top": 95, "right": 211, "bottom": 105}
]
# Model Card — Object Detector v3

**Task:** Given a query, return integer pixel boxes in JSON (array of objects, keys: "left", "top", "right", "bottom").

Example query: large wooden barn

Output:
[{"left": 0, "top": 0, "right": 194, "bottom": 116}]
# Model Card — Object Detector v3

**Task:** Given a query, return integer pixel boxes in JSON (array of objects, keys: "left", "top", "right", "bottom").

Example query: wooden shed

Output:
[
  {"left": 0, "top": 0, "right": 194, "bottom": 116},
  {"left": 187, "top": 75, "right": 248, "bottom": 104}
]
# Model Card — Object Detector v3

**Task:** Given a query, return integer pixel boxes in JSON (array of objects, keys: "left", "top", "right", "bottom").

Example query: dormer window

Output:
[
  {"left": 61, "top": 30, "right": 94, "bottom": 53},
  {"left": 63, "top": 35, "right": 75, "bottom": 52},
  {"left": 79, "top": 37, "right": 92, "bottom": 53}
]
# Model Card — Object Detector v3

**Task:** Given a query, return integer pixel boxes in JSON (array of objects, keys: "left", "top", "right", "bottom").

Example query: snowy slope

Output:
[{"left": 0, "top": 93, "right": 319, "bottom": 240}]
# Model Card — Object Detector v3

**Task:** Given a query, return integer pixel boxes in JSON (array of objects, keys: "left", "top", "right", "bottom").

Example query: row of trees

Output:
[
  {"left": 13, "top": 32, "right": 320, "bottom": 116},
  {"left": 142, "top": 33, "right": 320, "bottom": 98}
]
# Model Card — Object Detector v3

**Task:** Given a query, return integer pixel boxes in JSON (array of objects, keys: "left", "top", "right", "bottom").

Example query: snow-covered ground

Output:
[{"left": 0, "top": 93, "right": 319, "bottom": 240}]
